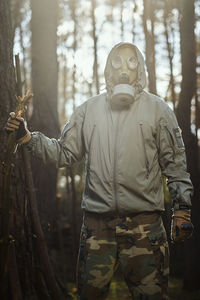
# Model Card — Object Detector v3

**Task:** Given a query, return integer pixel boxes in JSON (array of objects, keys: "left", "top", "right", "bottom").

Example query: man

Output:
[{"left": 7, "top": 42, "right": 193, "bottom": 300}]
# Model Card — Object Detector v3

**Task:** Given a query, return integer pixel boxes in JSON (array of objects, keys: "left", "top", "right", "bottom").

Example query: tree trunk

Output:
[
  {"left": 0, "top": 2, "right": 17, "bottom": 298},
  {"left": 119, "top": 0, "right": 124, "bottom": 42},
  {"left": 69, "top": 0, "right": 78, "bottom": 112},
  {"left": 176, "top": 0, "right": 200, "bottom": 290},
  {"left": 30, "top": 0, "right": 60, "bottom": 231},
  {"left": 91, "top": 0, "right": 99, "bottom": 94},
  {"left": 0, "top": 2, "right": 36, "bottom": 299},
  {"left": 142, "top": 0, "right": 157, "bottom": 94},
  {"left": 61, "top": 55, "right": 68, "bottom": 126},
  {"left": 176, "top": 0, "right": 196, "bottom": 134},
  {"left": 163, "top": 0, "right": 176, "bottom": 109},
  {"left": 132, "top": 1, "right": 137, "bottom": 43},
  {"left": 0, "top": 1, "right": 23, "bottom": 298}
]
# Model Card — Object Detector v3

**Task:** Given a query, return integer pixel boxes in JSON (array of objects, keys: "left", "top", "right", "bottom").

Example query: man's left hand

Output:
[{"left": 171, "top": 210, "right": 193, "bottom": 242}]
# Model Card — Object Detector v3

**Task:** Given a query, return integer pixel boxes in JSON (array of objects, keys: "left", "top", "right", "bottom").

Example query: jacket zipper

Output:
[
  {"left": 164, "top": 126, "right": 175, "bottom": 160},
  {"left": 87, "top": 124, "right": 96, "bottom": 171},
  {"left": 140, "top": 123, "right": 150, "bottom": 179},
  {"left": 113, "top": 113, "right": 121, "bottom": 213},
  {"left": 85, "top": 124, "right": 96, "bottom": 195}
]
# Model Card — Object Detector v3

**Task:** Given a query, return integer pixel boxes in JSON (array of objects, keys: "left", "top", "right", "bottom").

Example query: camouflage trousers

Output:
[{"left": 77, "top": 212, "right": 169, "bottom": 300}]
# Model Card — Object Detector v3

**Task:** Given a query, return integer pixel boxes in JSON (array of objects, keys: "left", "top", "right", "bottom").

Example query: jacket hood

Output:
[{"left": 104, "top": 42, "right": 147, "bottom": 94}]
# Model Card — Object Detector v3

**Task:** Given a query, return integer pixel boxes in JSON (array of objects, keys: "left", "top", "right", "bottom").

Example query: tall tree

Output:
[
  {"left": 0, "top": 2, "right": 53, "bottom": 299},
  {"left": 163, "top": 0, "right": 176, "bottom": 110},
  {"left": 30, "top": 1, "right": 74, "bottom": 296},
  {"left": 176, "top": 0, "right": 200, "bottom": 290},
  {"left": 142, "top": 0, "right": 157, "bottom": 94},
  {"left": 132, "top": 0, "right": 137, "bottom": 43},
  {"left": 70, "top": 0, "right": 78, "bottom": 112},
  {"left": 30, "top": 0, "right": 60, "bottom": 228},
  {"left": 119, "top": 0, "right": 124, "bottom": 41},
  {"left": 0, "top": 1, "right": 22, "bottom": 298},
  {"left": 91, "top": 0, "right": 100, "bottom": 94}
]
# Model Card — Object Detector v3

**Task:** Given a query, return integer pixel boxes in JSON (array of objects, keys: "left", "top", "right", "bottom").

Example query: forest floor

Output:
[{"left": 68, "top": 275, "right": 200, "bottom": 300}]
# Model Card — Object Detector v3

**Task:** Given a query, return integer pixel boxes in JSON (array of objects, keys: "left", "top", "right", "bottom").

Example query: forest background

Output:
[{"left": 0, "top": 0, "right": 200, "bottom": 299}]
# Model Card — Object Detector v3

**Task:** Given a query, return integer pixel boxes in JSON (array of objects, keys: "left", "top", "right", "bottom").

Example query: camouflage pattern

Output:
[{"left": 77, "top": 212, "right": 169, "bottom": 300}]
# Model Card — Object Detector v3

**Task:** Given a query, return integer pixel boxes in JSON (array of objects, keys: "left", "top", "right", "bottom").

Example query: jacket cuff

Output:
[
  {"left": 26, "top": 132, "right": 38, "bottom": 151},
  {"left": 173, "top": 201, "right": 191, "bottom": 211}
]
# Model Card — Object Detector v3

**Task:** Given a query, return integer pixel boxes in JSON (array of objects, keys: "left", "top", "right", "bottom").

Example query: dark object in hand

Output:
[{"left": 171, "top": 209, "right": 194, "bottom": 242}]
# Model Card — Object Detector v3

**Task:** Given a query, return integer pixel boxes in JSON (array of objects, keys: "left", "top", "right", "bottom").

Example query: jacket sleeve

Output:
[
  {"left": 156, "top": 106, "right": 193, "bottom": 209},
  {"left": 26, "top": 103, "right": 86, "bottom": 168}
]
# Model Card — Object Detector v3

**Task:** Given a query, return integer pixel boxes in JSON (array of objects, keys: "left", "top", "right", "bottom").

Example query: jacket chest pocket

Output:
[{"left": 138, "top": 121, "right": 158, "bottom": 179}]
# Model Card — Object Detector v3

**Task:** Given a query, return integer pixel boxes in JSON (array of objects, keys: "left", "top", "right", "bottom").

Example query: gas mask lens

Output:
[
  {"left": 111, "top": 55, "right": 123, "bottom": 69},
  {"left": 127, "top": 56, "right": 138, "bottom": 70},
  {"left": 111, "top": 55, "right": 138, "bottom": 71}
]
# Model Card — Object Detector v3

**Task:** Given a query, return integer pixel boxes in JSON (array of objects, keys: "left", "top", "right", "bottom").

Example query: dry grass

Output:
[{"left": 67, "top": 276, "right": 200, "bottom": 299}]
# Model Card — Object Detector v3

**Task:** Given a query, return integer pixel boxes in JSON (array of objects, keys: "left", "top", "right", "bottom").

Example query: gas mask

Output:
[{"left": 110, "top": 46, "right": 138, "bottom": 109}]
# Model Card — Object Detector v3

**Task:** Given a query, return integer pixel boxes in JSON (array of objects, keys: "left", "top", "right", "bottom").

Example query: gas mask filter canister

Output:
[{"left": 111, "top": 84, "right": 135, "bottom": 107}]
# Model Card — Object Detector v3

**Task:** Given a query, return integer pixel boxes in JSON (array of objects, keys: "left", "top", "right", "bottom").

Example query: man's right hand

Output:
[{"left": 6, "top": 112, "right": 31, "bottom": 145}]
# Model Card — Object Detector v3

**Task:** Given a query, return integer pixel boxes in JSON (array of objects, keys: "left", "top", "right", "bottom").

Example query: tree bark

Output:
[
  {"left": 176, "top": 0, "right": 200, "bottom": 290},
  {"left": 176, "top": 0, "right": 196, "bottom": 134},
  {"left": 0, "top": 2, "right": 37, "bottom": 299},
  {"left": 142, "top": 0, "right": 157, "bottom": 94},
  {"left": 30, "top": 0, "right": 60, "bottom": 230},
  {"left": 91, "top": 0, "right": 99, "bottom": 94},
  {"left": 163, "top": 0, "right": 176, "bottom": 110},
  {"left": 0, "top": 1, "right": 20, "bottom": 298},
  {"left": 119, "top": 0, "right": 124, "bottom": 42},
  {"left": 69, "top": 0, "right": 78, "bottom": 112}
]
